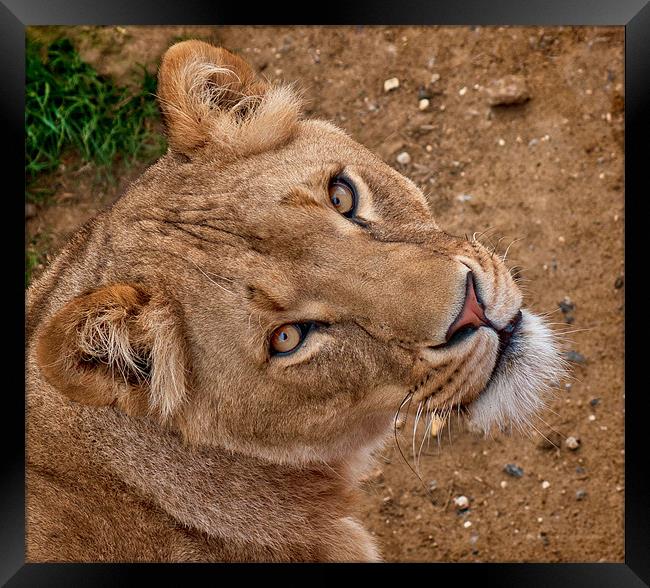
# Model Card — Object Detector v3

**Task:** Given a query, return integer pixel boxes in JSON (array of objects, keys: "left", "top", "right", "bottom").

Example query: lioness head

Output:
[{"left": 36, "top": 41, "right": 564, "bottom": 466}]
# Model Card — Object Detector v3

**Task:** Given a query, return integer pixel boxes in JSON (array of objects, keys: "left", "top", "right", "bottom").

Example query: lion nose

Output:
[{"left": 446, "top": 272, "right": 489, "bottom": 342}]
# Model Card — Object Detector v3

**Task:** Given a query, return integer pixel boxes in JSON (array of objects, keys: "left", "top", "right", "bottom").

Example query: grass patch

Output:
[{"left": 25, "top": 36, "right": 166, "bottom": 202}]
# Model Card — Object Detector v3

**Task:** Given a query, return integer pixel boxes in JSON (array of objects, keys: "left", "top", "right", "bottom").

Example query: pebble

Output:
[
  {"left": 384, "top": 77, "right": 400, "bottom": 92},
  {"left": 418, "top": 98, "right": 430, "bottom": 111},
  {"left": 558, "top": 297, "right": 575, "bottom": 314},
  {"left": 418, "top": 86, "right": 432, "bottom": 100},
  {"left": 430, "top": 414, "right": 446, "bottom": 437},
  {"left": 559, "top": 297, "right": 575, "bottom": 324},
  {"left": 428, "top": 480, "right": 438, "bottom": 492},
  {"left": 26, "top": 203, "right": 37, "bottom": 218},
  {"left": 537, "top": 430, "right": 562, "bottom": 450},
  {"left": 541, "top": 480, "right": 551, "bottom": 489},
  {"left": 463, "top": 521, "right": 472, "bottom": 528},
  {"left": 565, "top": 436, "right": 581, "bottom": 450},
  {"left": 454, "top": 495, "right": 470, "bottom": 511},
  {"left": 589, "top": 398, "right": 601, "bottom": 407},
  {"left": 396, "top": 151, "right": 411, "bottom": 165},
  {"left": 431, "top": 73, "right": 441, "bottom": 83},
  {"left": 487, "top": 75, "right": 530, "bottom": 106},
  {"left": 456, "top": 193, "right": 473, "bottom": 202},
  {"left": 563, "top": 351, "right": 586, "bottom": 364},
  {"left": 588, "top": 415, "right": 596, "bottom": 422},
  {"left": 504, "top": 463, "right": 524, "bottom": 478},
  {"left": 614, "top": 276, "right": 624, "bottom": 289},
  {"left": 576, "top": 489, "right": 588, "bottom": 501},
  {"left": 500, "top": 480, "right": 508, "bottom": 489}
]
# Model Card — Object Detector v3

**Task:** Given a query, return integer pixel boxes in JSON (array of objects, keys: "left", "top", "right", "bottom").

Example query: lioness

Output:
[{"left": 26, "top": 40, "right": 564, "bottom": 562}]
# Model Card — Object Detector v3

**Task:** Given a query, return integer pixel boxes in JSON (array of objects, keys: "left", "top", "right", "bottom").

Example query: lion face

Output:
[{"left": 35, "top": 41, "right": 564, "bottom": 465}]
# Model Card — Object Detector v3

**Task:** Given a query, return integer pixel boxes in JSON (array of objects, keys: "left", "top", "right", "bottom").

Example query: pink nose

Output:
[{"left": 446, "top": 272, "right": 489, "bottom": 342}]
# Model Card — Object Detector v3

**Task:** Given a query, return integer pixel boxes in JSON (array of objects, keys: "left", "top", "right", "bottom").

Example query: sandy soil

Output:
[{"left": 26, "top": 25, "right": 624, "bottom": 562}]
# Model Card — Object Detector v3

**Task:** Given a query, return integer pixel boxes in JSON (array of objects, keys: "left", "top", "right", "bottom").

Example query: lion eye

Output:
[
  {"left": 328, "top": 179, "right": 356, "bottom": 216},
  {"left": 270, "top": 323, "right": 310, "bottom": 355}
]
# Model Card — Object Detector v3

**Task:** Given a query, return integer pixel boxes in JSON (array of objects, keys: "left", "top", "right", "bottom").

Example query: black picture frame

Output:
[{"left": 7, "top": 1, "right": 648, "bottom": 585}]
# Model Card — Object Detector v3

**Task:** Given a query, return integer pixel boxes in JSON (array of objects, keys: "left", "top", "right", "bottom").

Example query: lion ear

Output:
[
  {"left": 35, "top": 284, "right": 188, "bottom": 422},
  {"left": 157, "top": 40, "right": 303, "bottom": 156}
]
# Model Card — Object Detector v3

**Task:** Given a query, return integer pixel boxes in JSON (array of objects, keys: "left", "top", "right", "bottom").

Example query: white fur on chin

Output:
[{"left": 466, "top": 309, "right": 567, "bottom": 435}]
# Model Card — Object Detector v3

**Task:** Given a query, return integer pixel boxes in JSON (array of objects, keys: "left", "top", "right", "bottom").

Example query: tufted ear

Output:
[
  {"left": 35, "top": 284, "right": 188, "bottom": 423},
  {"left": 157, "top": 40, "right": 303, "bottom": 156}
]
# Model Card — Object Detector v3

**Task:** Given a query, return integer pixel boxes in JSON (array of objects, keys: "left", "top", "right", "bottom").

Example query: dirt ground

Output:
[{"left": 26, "top": 25, "right": 625, "bottom": 562}]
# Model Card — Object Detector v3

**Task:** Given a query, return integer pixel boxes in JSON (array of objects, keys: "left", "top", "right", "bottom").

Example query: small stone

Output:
[
  {"left": 541, "top": 480, "right": 551, "bottom": 489},
  {"left": 454, "top": 495, "right": 470, "bottom": 511},
  {"left": 418, "top": 86, "right": 432, "bottom": 100},
  {"left": 588, "top": 414, "right": 596, "bottom": 422},
  {"left": 576, "top": 489, "right": 587, "bottom": 501},
  {"left": 456, "top": 193, "right": 473, "bottom": 202},
  {"left": 431, "top": 73, "right": 441, "bottom": 83},
  {"left": 497, "top": 138, "right": 506, "bottom": 146},
  {"left": 504, "top": 464, "right": 524, "bottom": 478},
  {"left": 487, "top": 75, "right": 530, "bottom": 106},
  {"left": 500, "top": 480, "right": 508, "bottom": 489},
  {"left": 25, "top": 203, "right": 37, "bottom": 218},
  {"left": 614, "top": 276, "right": 624, "bottom": 289},
  {"left": 558, "top": 297, "right": 575, "bottom": 314},
  {"left": 463, "top": 521, "right": 472, "bottom": 528},
  {"left": 430, "top": 414, "right": 446, "bottom": 437},
  {"left": 425, "top": 144, "right": 433, "bottom": 152},
  {"left": 396, "top": 151, "right": 411, "bottom": 165},
  {"left": 459, "top": 86, "right": 468, "bottom": 96},
  {"left": 418, "top": 98, "right": 430, "bottom": 111},
  {"left": 589, "top": 398, "right": 601, "bottom": 407},
  {"left": 384, "top": 77, "right": 400, "bottom": 92},
  {"left": 563, "top": 351, "right": 586, "bottom": 364},
  {"left": 537, "top": 430, "right": 562, "bottom": 450},
  {"left": 565, "top": 436, "right": 581, "bottom": 450},
  {"left": 428, "top": 480, "right": 438, "bottom": 492}
]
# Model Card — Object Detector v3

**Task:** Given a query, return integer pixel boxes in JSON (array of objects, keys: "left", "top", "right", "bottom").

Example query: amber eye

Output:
[
  {"left": 328, "top": 179, "right": 356, "bottom": 216},
  {"left": 270, "top": 323, "right": 312, "bottom": 355}
]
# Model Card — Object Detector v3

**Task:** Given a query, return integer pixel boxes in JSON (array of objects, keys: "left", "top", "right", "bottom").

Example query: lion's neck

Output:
[{"left": 29, "top": 376, "right": 356, "bottom": 551}]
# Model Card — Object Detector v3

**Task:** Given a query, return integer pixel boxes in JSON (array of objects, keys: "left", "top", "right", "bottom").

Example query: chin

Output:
[{"left": 465, "top": 309, "right": 567, "bottom": 435}]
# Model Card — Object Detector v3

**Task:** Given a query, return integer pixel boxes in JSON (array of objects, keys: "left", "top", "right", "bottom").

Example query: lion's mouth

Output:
[
  {"left": 417, "top": 309, "right": 524, "bottom": 409},
  {"left": 461, "top": 309, "right": 524, "bottom": 406},
  {"left": 494, "top": 309, "right": 523, "bottom": 365}
]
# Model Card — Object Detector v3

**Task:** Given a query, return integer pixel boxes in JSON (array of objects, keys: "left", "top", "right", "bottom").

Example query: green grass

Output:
[{"left": 25, "top": 36, "right": 167, "bottom": 202}]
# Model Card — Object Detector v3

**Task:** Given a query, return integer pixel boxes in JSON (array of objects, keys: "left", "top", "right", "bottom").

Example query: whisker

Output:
[
  {"left": 502, "top": 236, "right": 526, "bottom": 262},
  {"left": 188, "top": 259, "right": 237, "bottom": 296}
]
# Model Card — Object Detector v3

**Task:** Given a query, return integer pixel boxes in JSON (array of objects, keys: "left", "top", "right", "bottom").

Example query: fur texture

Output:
[{"left": 26, "top": 40, "right": 564, "bottom": 562}]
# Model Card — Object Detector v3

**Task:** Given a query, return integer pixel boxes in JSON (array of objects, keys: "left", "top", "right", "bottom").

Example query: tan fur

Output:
[{"left": 26, "top": 41, "right": 562, "bottom": 562}]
